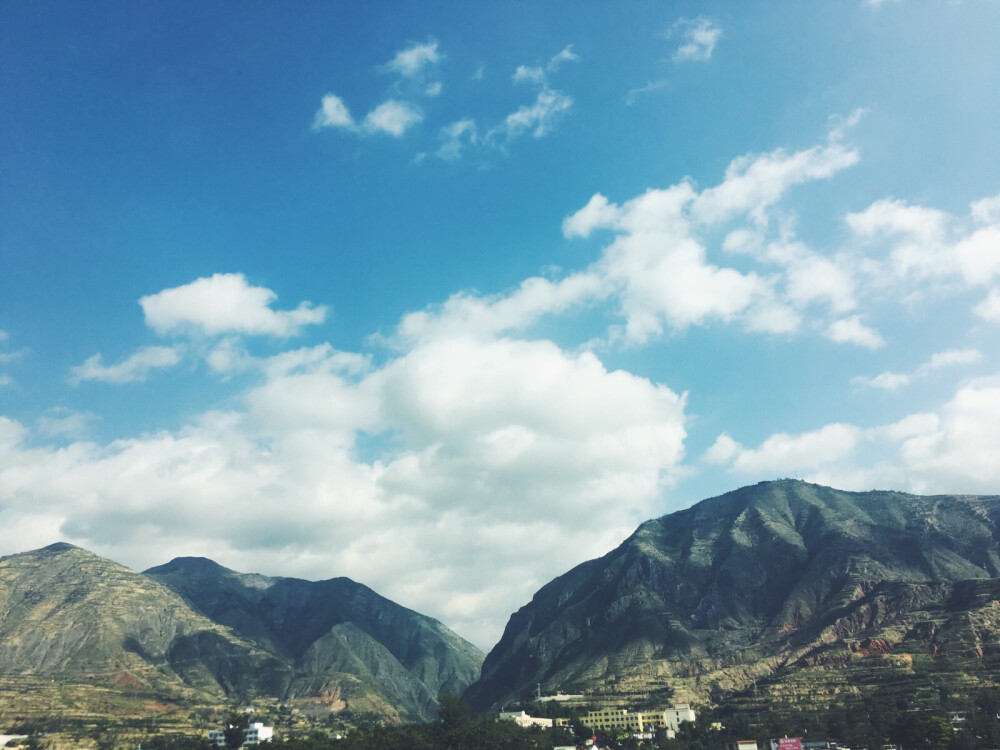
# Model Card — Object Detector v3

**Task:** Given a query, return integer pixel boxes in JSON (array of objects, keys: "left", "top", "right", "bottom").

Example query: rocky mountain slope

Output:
[
  {"left": 464, "top": 479, "right": 1000, "bottom": 713},
  {"left": 0, "top": 544, "right": 482, "bottom": 725},
  {"left": 0, "top": 543, "right": 289, "bottom": 721},
  {"left": 145, "top": 556, "right": 484, "bottom": 722}
]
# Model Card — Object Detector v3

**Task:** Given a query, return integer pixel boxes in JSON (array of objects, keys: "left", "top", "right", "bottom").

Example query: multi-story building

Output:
[
  {"left": 581, "top": 703, "right": 696, "bottom": 739},
  {"left": 208, "top": 721, "right": 274, "bottom": 747}
]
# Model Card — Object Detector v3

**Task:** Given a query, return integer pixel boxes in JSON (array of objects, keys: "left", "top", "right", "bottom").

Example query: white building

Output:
[
  {"left": 498, "top": 710, "right": 554, "bottom": 728},
  {"left": 208, "top": 722, "right": 274, "bottom": 747}
]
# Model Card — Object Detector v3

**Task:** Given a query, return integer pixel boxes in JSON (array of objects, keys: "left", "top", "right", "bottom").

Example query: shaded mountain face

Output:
[
  {"left": 0, "top": 543, "right": 292, "bottom": 714},
  {"left": 464, "top": 480, "right": 1000, "bottom": 713},
  {"left": 0, "top": 543, "right": 482, "bottom": 725},
  {"left": 145, "top": 556, "right": 484, "bottom": 721}
]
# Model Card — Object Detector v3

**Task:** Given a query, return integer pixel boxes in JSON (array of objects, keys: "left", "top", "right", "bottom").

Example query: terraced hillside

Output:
[{"left": 465, "top": 480, "right": 1000, "bottom": 714}]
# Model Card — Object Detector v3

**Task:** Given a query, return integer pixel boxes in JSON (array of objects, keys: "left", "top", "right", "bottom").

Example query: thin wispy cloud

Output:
[
  {"left": 670, "top": 17, "right": 722, "bottom": 63},
  {"left": 852, "top": 347, "right": 983, "bottom": 390},
  {"left": 69, "top": 346, "right": 181, "bottom": 385}
]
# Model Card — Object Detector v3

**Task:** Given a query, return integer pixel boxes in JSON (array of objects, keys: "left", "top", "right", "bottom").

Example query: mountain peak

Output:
[
  {"left": 466, "top": 481, "right": 1000, "bottom": 713},
  {"left": 144, "top": 556, "right": 231, "bottom": 576}
]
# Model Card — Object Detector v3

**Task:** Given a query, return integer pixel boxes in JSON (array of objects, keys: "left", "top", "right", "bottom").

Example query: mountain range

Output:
[
  {"left": 0, "top": 544, "right": 483, "bottom": 725},
  {"left": 2, "top": 479, "right": 1000, "bottom": 732},
  {"left": 465, "top": 479, "right": 1000, "bottom": 715}
]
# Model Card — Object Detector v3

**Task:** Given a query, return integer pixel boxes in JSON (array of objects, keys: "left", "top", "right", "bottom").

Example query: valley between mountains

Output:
[{"left": 1, "top": 480, "right": 999, "bottom": 737}]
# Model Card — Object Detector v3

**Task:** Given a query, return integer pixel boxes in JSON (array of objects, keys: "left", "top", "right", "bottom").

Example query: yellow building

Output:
[{"left": 581, "top": 704, "right": 696, "bottom": 738}]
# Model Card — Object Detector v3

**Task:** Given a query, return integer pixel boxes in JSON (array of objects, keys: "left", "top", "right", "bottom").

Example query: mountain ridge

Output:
[
  {"left": 464, "top": 479, "right": 1000, "bottom": 713},
  {"left": 0, "top": 544, "right": 483, "bottom": 725}
]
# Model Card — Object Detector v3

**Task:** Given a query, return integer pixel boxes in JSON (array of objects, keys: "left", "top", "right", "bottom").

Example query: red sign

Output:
[{"left": 776, "top": 738, "right": 803, "bottom": 750}]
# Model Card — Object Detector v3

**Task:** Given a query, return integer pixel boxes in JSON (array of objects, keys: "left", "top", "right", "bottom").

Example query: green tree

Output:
[
  {"left": 223, "top": 713, "right": 249, "bottom": 750},
  {"left": 437, "top": 693, "right": 472, "bottom": 731}
]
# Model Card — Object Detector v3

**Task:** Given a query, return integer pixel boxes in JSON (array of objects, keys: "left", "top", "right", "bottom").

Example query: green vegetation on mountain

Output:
[
  {"left": 465, "top": 479, "right": 1000, "bottom": 716},
  {"left": 0, "top": 543, "right": 482, "bottom": 737},
  {"left": 145, "top": 556, "right": 484, "bottom": 722}
]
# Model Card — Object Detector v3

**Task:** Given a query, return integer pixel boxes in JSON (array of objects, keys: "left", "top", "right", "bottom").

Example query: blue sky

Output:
[{"left": 2, "top": 0, "right": 1000, "bottom": 649}]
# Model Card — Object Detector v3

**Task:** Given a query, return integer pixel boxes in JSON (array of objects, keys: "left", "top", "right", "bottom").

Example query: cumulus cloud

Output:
[
  {"left": 690, "top": 140, "right": 860, "bottom": 225},
  {"left": 313, "top": 96, "right": 423, "bottom": 138},
  {"left": 363, "top": 100, "right": 424, "bottom": 137},
  {"left": 393, "top": 272, "right": 606, "bottom": 345},
  {"left": 708, "top": 377, "right": 1000, "bottom": 496},
  {"left": 731, "top": 423, "right": 862, "bottom": 474},
  {"left": 975, "top": 288, "right": 1000, "bottom": 321},
  {"left": 847, "top": 193, "right": 1000, "bottom": 297},
  {"left": 379, "top": 39, "right": 442, "bottom": 78},
  {"left": 0, "top": 328, "right": 688, "bottom": 648},
  {"left": 69, "top": 346, "right": 181, "bottom": 385},
  {"left": 826, "top": 315, "right": 885, "bottom": 348},
  {"left": 415, "top": 124, "right": 866, "bottom": 345},
  {"left": 312, "top": 93, "right": 355, "bottom": 131},
  {"left": 140, "top": 273, "right": 326, "bottom": 337},
  {"left": 555, "top": 127, "right": 861, "bottom": 342},
  {"left": 670, "top": 17, "right": 722, "bottom": 63}
]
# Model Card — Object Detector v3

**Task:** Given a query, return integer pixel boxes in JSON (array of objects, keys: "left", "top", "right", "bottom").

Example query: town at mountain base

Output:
[{"left": 1, "top": 480, "right": 1000, "bottom": 748}]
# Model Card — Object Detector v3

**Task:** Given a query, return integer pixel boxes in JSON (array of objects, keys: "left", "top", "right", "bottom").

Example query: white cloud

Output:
[
  {"left": 709, "top": 378, "right": 1000, "bottom": 497},
  {"left": 140, "top": 273, "right": 326, "bottom": 337},
  {"left": 625, "top": 79, "right": 671, "bottom": 106},
  {"left": 971, "top": 193, "right": 1000, "bottom": 225},
  {"left": 363, "top": 100, "right": 423, "bottom": 137},
  {"left": 494, "top": 89, "right": 573, "bottom": 140},
  {"left": 769, "top": 241, "right": 857, "bottom": 313},
  {"left": 954, "top": 226, "right": 1000, "bottom": 285},
  {"left": 917, "top": 347, "right": 982, "bottom": 373},
  {"left": 670, "top": 17, "right": 722, "bottom": 63},
  {"left": 702, "top": 433, "right": 741, "bottom": 464},
  {"left": 390, "top": 272, "right": 606, "bottom": 347},
  {"left": 0, "top": 333, "right": 688, "bottom": 649},
  {"left": 691, "top": 141, "right": 860, "bottom": 225},
  {"left": 847, "top": 196, "right": 1000, "bottom": 285},
  {"left": 36, "top": 408, "right": 94, "bottom": 440},
  {"left": 547, "top": 45, "right": 579, "bottom": 72},
  {"left": 852, "top": 348, "right": 982, "bottom": 391},
  {"left": 729, "top": 423, "right": 862, "bottom": 474},
  {"left": 556, "top": 127, "right": 861, "bottom": 342},
  {"left": 512, "top": 65, "right": 546, "bottom": 85},
  {"left": 436, "top": 119, "right": 478, "bottom": 161},
  {"left": 69, "top": 346, "right": 181, "bottom": 385},
  {"left": 312, "top": 93, "right": 355, "bottom": 131},
  {"left": 380, "top": 40, "right": 442, "bottom": 78},
  {"left": 0, "top": 375, "right": 12, "bottom": 388},
  {"left": 851, "top": 371, "right": 911, "bottom": 390},
  {"left": 826, "top": 315, "right": 885, "bottom": 348},
  {"left": 513, "top": 45, "right": 579, "bottom": 86},
  {"left": 975, "top": 288, "right": 1000, "bottom": 322}
]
